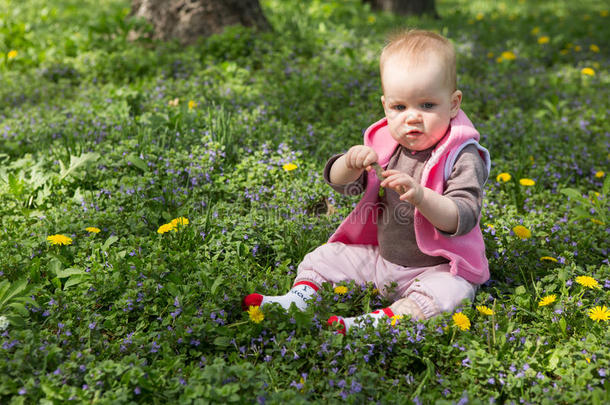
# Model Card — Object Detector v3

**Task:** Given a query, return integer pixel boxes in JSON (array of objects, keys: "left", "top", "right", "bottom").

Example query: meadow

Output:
[{"left": 0, "top": 0, "right": 608, "bottom": 403}]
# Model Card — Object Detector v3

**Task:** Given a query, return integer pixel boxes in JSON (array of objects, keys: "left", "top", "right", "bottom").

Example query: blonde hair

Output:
[{"left": 380, "top": 29, "right": 457, "bottom": 92}]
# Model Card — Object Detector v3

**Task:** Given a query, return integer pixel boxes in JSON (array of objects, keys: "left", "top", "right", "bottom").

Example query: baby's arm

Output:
[
  {"left": 329, "top": 145, "right": 378, "bottom": 185},
  {"left": 381, "top": 170, "right": 458, "bottom": 234}
]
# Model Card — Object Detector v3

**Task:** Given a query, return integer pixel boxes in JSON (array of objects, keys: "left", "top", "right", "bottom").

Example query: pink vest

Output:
[{"left": 328, "top": 109, "right": 491, "bottom": 285}]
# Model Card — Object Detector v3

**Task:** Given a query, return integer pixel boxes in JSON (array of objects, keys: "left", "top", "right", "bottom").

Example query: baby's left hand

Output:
[{"left": 380, "top": 169, "right": 424, "bottom": 206}]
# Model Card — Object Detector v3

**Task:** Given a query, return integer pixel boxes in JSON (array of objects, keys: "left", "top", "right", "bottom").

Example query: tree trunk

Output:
[
  {"left": 363, "top": 0, "right": 439, "bottom": 18},
  {"left": 130, "top": 0, "right": 271, "bottom": 44}
]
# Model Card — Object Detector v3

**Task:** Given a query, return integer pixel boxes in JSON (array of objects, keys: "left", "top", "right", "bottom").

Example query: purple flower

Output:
[
  {"left": 88, "top": 322, "right": 97, "bottom": 330},
  {"left": 599, "top": 369, "right": 607, "bottom": 377},
  {"left": 134, "top": 387, "right": 141, "bottom": 395},
  {"left": 18, "top": 388, "right": 26, "bottom": 395}
]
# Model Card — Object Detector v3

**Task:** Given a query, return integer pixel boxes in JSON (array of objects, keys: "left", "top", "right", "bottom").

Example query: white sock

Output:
[
  {"left": 328, "top": 308, "right": 394, "bottom": 334},
  {"left": 243, "top": 281, "right": 319, "bottom": 311},
  {"left": 344, "top": 308, "right": 391, "bottom": 329}
]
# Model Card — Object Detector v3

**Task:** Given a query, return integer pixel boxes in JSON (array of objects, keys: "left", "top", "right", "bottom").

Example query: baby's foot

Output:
[
  {"left": 327, "top": 308, "right": 395, "bottom": 334},
  {"left": 242, "top": 281, "right": 319, "bottom": 311}
]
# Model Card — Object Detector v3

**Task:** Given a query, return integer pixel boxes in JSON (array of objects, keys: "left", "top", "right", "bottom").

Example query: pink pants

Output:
[{"left": 295, "top": 242, "right": 477, "bottom": 319}]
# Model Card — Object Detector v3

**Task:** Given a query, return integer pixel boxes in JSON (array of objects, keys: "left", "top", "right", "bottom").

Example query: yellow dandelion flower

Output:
[
  {"left": 538, "top": 36, "right": 550, "bottom": 44},
  {"left": 282, "top": 163, "right": 297, "bottom": 171},
  {"left": 512, "top": 225, "right": 532, "bottom": 240},
  {"left": 519, "top": 178, "right": 535, "bottom": 186},
  {"left": 47, "top": 234, "right": 73, "bottom": 246},
  {"left": 485, "top": 223, "right": 494, "bottom": 229},
  {"left": 531, "top": 27, "right": 540, "bottom": 35},
  {"left": 367, "top": 15, "right": 376, "bottom": 23},
  {"left": 7, "top": 50, "right": 18, "bottom": 59},
  {"left": 540, "top": 256, "right": 558, "bottom": 262},
  {"left": 390, "top": 314, "right": 403, "bottom": 326},
  {"left": 334, "top": 286, "right": 348, "bottom": 295},
  {"left": 496, "top": 56, "right": 503, "bottom": 63},
  {"left": 560, "top": 49, "right": 569, "bottom": 55},
  {"left": 575, "top": 276, "right": 600, "bottom": 289},
  {"left": 371, "top": 288, "right": 379, "bottom": 295},
  {"left": 476, "top": 305, "right": 495, "bottom": 316},
  {"left": 588, "top": 306, "right": 610, "bottom": 322},
  {"left": 452, "top": 312, "right": 470, "bottom": 331},
  {"left": 247, "top": 305, "right": 264, "bottom": 323},
  {"left": 590, "top": 44, "right": 600, "bottom": 53},
  {"left": 476, "top": 13, "right": 484, "bottom": 20},
  {"left": 538, "top": 294, "right": 556, "bottom": 307},
  {"left": 574, "top": 45, "right": 582, "bottom": 52},
  {"left": 591, "top": 218, "right": 605, "bottom": 225},
  {"left": 170, "top": 217, "right": 189, "bottom": 227},
  {"left": 496, "top": 172, "right": 511, "bottom": 182},
  {"left": 487, "top": 52, "right": 494, "bottom": 59},
  {"left": 188, "top": 100, "right": 197, "bottom": 110},
  {"left": 85, "top": 227, "right": 101, "bottom": 233},
  {"left": 500, "top": 51, "right": 516, "bottom": 61},
  {"left": 581, "top": 67, "right": 595, "bottom": 76},
  {"left": 600, "top": 10, "right": 608, "bottom": 17},
  {"left": 157, "top": 223, "right": 175, "bottom": 234},
  {"left": 594, "top": 171, "right": 605, "bottom": 178}
]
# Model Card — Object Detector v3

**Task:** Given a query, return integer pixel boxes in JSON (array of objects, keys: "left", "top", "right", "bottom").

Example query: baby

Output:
[{"left": 244, "top": 29, "right": 490, "bottom": 334}]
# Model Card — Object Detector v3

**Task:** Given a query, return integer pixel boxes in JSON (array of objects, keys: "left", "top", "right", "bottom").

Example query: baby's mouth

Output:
[{"left": 405, "top": 129, "right": 423, "bottom": 137}]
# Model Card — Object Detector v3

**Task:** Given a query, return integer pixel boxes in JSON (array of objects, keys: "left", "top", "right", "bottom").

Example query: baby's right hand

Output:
[{"left": 344, "top": 145, "right": 378, "bottom": 171}]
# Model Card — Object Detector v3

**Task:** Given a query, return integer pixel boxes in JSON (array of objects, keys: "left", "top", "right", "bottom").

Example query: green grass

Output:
[{"left": 0, "top": 0, "right": 609, "bottom": 403}]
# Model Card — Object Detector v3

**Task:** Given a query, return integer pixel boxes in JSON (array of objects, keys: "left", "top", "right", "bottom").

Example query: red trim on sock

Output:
[
  {"left": 242, "top": 293, "right": 263, "bottom": 311},
  {"left": 382, "top": 307, "right": 395, "bottom": 318},
  {"left": 293, "top": 280, "right": 320, "bottom": 291},
  {"left": 327, "top": 316, "right": 346, "bottom": 335}
]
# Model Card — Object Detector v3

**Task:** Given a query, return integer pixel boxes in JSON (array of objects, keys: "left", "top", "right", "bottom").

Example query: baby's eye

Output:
[
  {"left": 393, "top": 105, "right": 406, "bottom": 111},
  {"left": 421, "top": 102, "right": 436, "bottom": 110}
]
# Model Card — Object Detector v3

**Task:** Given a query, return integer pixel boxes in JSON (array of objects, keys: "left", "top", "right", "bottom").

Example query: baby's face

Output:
[{"left": 381, "top": 54, "right": 461, "bottom": 151}]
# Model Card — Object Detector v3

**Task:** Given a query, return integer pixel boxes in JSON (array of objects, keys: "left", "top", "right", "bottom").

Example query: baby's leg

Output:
[
  {"left": 392, "top": 267, "right": 477, "bottom": 320},
  {"left": 329, "top": 264, "right": 477, "bottom": 334},
  {"left": 243, "top": 242, "right": 378, "bottom": 311}
]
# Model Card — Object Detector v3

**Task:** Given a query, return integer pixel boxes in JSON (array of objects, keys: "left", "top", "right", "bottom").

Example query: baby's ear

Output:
[
  {"left": 450, "top": 90, "right": 462, "bottom": 118},
  {"left": 380, "top": 95, "right": 386, "bottom": 109}
]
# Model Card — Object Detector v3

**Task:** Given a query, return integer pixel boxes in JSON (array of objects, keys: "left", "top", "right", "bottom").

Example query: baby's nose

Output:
[{"left": 405, "top": 112, "right": 420, "bottom": 123}]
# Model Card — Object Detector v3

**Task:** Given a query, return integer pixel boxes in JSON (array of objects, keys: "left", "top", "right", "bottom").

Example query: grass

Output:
[{"left": 0, "top": 0, "right": 609, "bottom": 403}]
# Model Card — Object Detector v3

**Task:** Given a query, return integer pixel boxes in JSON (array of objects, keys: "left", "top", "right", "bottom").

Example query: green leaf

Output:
[
  {"left": 126, "top": 154, "right": 148, "bottom": 172},
  {"left": 64, "top": 275, "right": 90, "bottom": 290},
  {"left": 514, "top": 285, "right": 527, "bottom": 296},
  {"left": 8, "top": 302, "right": 28, "bottom": 316},
  {"left": 59, "top": 152, "right": 100, "bottom": 182},
  {"left": 0, "top": 278, "right": 28, "bottom": 309},
  {"left": 102, "top": 235, "right": 119, "bottom": 251},
  {"left": 560, "top": 188, "right": 586, "bottom": 202},
  {"left": 558, "top": 317, "right": 567, "bottom": 335},
  {"left": 56, "top": 267, "right": 87, "bottom": 278},
  {"left": 213, "top": 336, "right": 232, "bottom": 347},
  {"left": 210, "top": 276, "right": 224, "bottom": 295}
]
